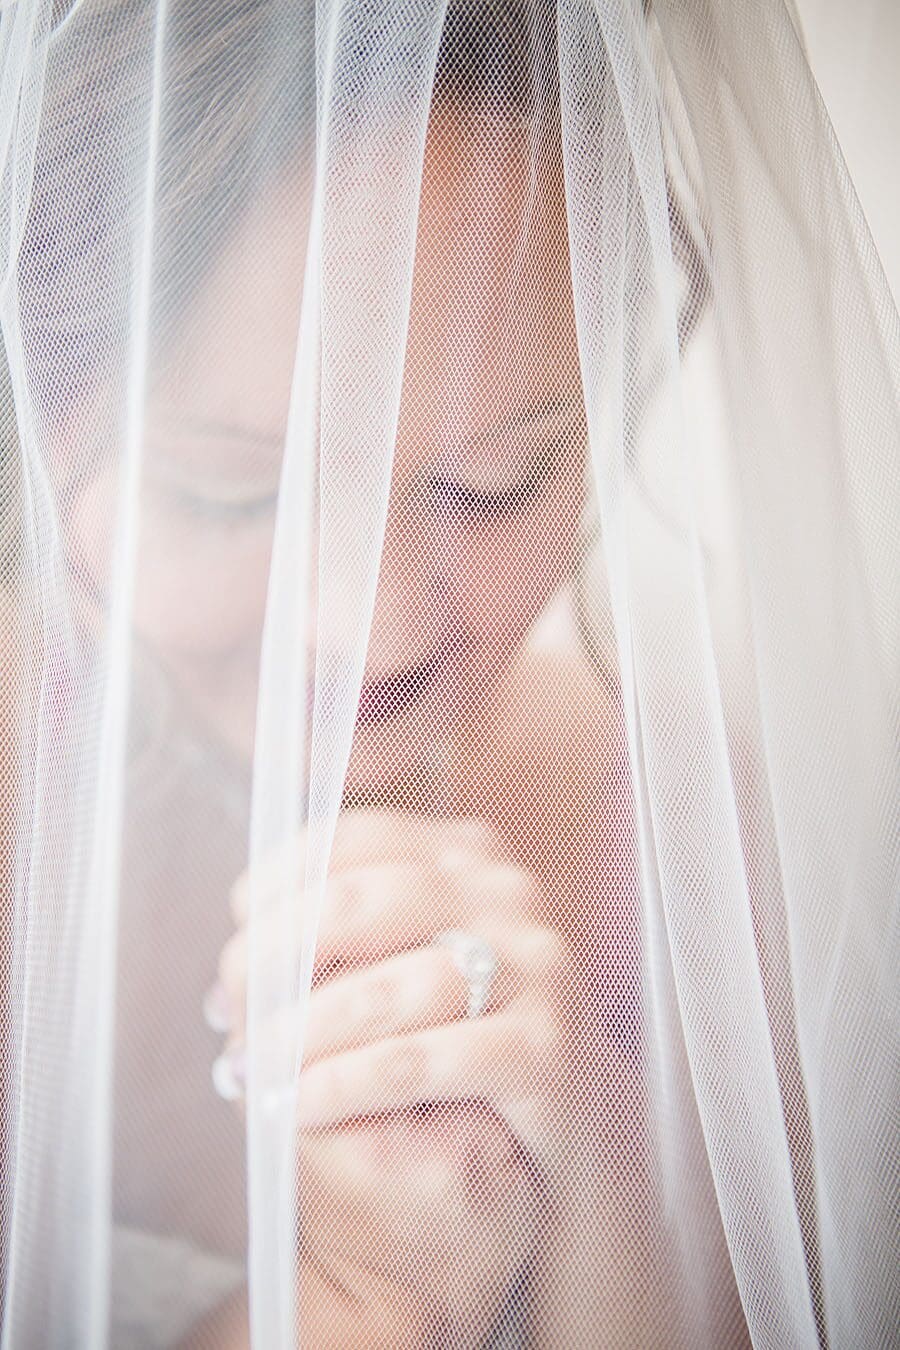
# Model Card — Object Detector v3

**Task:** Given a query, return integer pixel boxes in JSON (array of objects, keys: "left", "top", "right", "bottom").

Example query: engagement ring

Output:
[{"left": 433, "top": 929, "right": 498, "bottom": 1019}]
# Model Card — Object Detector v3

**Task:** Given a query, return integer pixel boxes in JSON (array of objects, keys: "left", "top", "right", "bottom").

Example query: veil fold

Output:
[{"left": 0, "top": 2, "right": 896, "bottom": 1346}]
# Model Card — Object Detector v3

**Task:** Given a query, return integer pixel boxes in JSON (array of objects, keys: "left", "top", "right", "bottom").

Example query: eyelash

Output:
[
  {"left": 171, "top": 487, "right": 279, "bottom": 524},
  {"left": 424, "top": 449, "right": 559, "bottom": 523},
  {"left": 168, "top": 445, "right": 562, "bottom": 526},
  {"left": 424, "top": 479, "right": 535, "bottom": 521}
]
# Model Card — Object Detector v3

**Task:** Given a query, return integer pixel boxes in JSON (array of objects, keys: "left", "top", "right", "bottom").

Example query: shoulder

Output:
[
  {"left": 473, "top": 633, "right": 632, "bottom": 878},
  {"left": 464, "top": 638, "right": 639, "bottom": 993},
  {"left": 491, "top": 642, "right": 622, "bottom": 780}
]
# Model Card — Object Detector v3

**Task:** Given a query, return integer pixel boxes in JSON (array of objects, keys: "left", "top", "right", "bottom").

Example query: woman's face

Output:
[{"left": 66, "top": 113, "right": 585, "bottom": 791}]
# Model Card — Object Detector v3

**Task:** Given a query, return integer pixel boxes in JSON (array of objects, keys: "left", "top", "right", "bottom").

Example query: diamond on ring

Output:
[{"left": 433, "top": 929, "right": 498, "bottom": 1019}]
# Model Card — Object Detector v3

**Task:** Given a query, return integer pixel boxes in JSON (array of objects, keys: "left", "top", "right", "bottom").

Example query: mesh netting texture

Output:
[{"left": 0, "top": 1, "right": 897, "bottom": 1347}]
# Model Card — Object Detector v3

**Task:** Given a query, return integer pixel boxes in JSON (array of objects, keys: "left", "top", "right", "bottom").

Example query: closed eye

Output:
[
  {"left": 423, "top": 445, "right": 562, "bottom": 523},
  {"left": 159, "top": 481, "right": 279, "bottom": 524}
]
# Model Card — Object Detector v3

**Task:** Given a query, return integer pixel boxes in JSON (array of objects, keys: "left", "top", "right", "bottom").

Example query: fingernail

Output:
[
  {"left": 262, "top": 1082, "right": 299, "bottom": 1118},
  {"left": 212, "top": 1047, "right": 246, "bottom": 1101},
  {"left": 203, "top": 982, "right": 233, "bottom": 1034}
]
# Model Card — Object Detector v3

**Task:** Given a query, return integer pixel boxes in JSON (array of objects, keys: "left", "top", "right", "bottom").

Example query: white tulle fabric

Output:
[{"left": 0, "top": 1, "right": 896, "bottom": 1347}]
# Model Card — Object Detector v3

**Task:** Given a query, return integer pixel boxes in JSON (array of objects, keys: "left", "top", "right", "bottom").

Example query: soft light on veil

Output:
[{"left": 0, "top": 2, "right": 896, "bottom": 1347}]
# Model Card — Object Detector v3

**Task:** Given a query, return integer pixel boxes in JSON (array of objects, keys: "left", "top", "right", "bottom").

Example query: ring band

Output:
[{"left": 433, "top": 929, "right": 498, "bottom": 1019}]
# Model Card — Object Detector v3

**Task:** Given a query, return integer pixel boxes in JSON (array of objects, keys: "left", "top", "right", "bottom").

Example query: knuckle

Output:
[
  {"left": 491, "top": 864, "right": 539, "bottom": 916},
  {"left": 414, "top": 950, "right": 457, "bottom": 1021},
  {"left": 379, "top": 1038, "right": 429, "bottom": 1097},
  {"left": 428, "top": 947, "right": 469, "bottom": 1016},
  {"left": 524, "top": 924, "right": 567, "bottom": 979},
  {"left": 429, "top": 945, "right": 460, "bottom": 990},
  {"left": 438, "top": 818, "right": 503, "bottom": 868},
  {"left": 464, "top": 818, "right": 504, "bottom": 857},
  {"left": 358, "top": 969, "right": 398, "bottom": 1035},
  {"left": 327, "top": 871, "right": 363, "bottom": 926}
]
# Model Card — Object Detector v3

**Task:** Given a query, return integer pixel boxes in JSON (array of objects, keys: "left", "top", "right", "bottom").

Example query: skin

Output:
[{"left": 58, "top": 111, "right": 747, "bottom": 1346}]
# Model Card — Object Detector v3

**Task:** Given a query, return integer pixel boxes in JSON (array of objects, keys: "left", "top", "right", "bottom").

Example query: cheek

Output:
[
  {"left": 132, "top": 521, "right": 272, "bottom": 658},
  {"left": 67, "top": 473, "right": 273, "bottom": 657}
]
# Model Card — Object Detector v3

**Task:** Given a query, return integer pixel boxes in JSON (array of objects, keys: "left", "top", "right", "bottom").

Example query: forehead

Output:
[
  {"left": 402, "top": 112, "right": 577, "bottom": 463},
  {"left": 152, "top": 113, "right": 577, "bottom": 472}
]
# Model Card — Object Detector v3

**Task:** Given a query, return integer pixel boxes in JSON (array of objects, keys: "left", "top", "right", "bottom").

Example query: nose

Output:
[{"left": 364, "top": 501, "right": 448, "bottom": 680}]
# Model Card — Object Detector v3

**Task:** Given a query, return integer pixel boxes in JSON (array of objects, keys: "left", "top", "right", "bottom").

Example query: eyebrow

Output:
[
  {"left": 476, "top": 395, "right": 584, "bottom": 440},
  {"left": 184, "top": 396, "right": 584, "bottom": 448}
]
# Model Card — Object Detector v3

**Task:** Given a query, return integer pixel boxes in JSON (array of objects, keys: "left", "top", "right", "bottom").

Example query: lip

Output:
[{"left": 355, "top": 634, "right": 460, "bottom": 728}]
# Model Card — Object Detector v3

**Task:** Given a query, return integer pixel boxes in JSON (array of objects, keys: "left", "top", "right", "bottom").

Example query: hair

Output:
[
  {"left": 13, "top": 1, "right": 559, "bottom": 404},
  {"left": 1, "top": 1, "right": 562, "bottom": 570},
  {"left": 2, "top": 0, "right": 706, "bottom": 628}
]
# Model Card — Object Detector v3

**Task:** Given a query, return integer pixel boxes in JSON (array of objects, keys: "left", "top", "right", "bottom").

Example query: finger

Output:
[
  {"left": 314, "top": 859, "right": 534, "bottom": 968},
  {"left": 221, "top": 866, "right": 432, "bottom": 1034},
  {"left": 212, "top": 946, "right": 471, "bottom": 1100},
  {"left": 214, "top": 914, "right": 304, "bottom": 1041},
  {"left": 217, "top": 867, "right": 552, "bottom": 1046},
  {"left": 288, "top": 1007, "right": 557, "bottom": 1131},
  {"left": 212, "top": 915, "right": 562, "bottom": 1100},
  {"left": 230, "top": 812, "right": 502, "bottom": 922},
  {"left": 302, "top": 939, "right": 529, "bottom": 1063},
  {"left": 307, "top": 920, "right": 563, "bottom": 1061},
  {"left": 228, "top": 853, "right": 534, "bottom": 994}
]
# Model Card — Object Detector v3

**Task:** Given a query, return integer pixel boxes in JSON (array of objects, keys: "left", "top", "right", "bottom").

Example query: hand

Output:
[{"left": 210, "top": 810, "right": 572, "bottom": 1344}]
